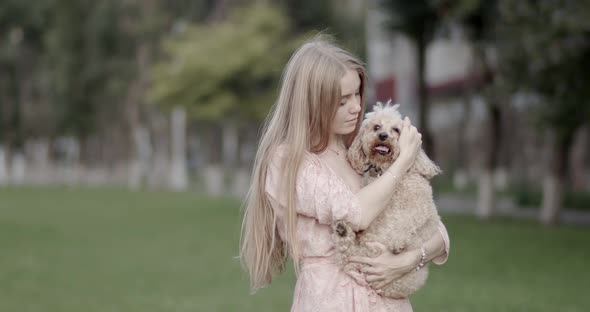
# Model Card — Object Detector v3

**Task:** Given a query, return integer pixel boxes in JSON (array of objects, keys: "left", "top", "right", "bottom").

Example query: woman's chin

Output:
[{"left": 335, "top": 126, "right": 357, "bottom": 136}]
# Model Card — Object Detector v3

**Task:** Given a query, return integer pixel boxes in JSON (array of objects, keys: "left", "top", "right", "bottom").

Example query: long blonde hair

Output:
[{"left": 239, "top": 36, "right": 366, "bottom": 292}]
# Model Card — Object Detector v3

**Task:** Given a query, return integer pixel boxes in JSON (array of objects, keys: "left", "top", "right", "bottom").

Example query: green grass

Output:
[{"left": 1, "top": 187, "right": 589, "bottom": 311}]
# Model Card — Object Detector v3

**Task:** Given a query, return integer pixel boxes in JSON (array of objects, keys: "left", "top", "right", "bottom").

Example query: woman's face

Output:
[{"left": 331, "top": 69, "right": 361, "bottom": 136}]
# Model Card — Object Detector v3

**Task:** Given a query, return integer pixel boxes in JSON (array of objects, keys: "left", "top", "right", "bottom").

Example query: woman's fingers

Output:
[
  {"left": 348, "top": 256, "right": 376, "bottom": 265},
  {"left": 397, "top": 116, "right": 423, "bottom": 169},
  {"left": 370, "top": 278, "right": 389, "bottom": 290},
  {"left": 403, "top": 116, "right": 411, "bottom": 128},
  {"left": 360, "top": 266, "right": 381, "bottom": 275},
  {"left": 370, "top": 280, "right": 387, "bottom": 290},
  {"left": 365, "top": 274, "right": 385, "bottom": 283}
]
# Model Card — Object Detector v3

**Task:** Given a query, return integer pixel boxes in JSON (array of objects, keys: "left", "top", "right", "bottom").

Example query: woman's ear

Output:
[
  {"left": 347, "top": 127, "right": 370, "bottom": 174},
  {"left": 410, "top": 149, "right": 442, "bottom": 179}
]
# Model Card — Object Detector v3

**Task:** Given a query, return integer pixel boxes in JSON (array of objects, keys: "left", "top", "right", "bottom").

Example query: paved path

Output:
[{"left": 436, "top": 194, "right": 590, "bottom": 226}]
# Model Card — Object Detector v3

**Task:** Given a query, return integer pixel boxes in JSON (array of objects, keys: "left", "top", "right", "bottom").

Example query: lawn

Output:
[{"left": 1, "top": 187, "right": 589, "bottom": 312}]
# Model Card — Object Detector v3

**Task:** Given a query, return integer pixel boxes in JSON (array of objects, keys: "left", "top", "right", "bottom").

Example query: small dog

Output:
[{"left": 332, "top": 101, "right": 442, "bottom": 299}]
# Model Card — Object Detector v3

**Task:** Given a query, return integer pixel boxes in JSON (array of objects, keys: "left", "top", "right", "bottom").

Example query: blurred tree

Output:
[
  {"left": 151, "top": 4, "right": 301, "bottom": 167},
  {"left": 496, "top": 0, "right": 590, "bottom": 225},
  {"left": 110, "top": 0, "right": 216, "bottom": 188},
  {"left": 0, "top": 0, "right": 215, "bottom": 166},
  {"left": 280, "top": 0, "right": 332, "bottom": 32},
  {"left": 447, "top": 0, "right": 501, "bottom": 220},
  {"left": 152, "top": 5, "right": 299, "bottom": 121},
  {"left": 380, "top": 0, "right": 448, "bottom": 157},
  {"left": 279, "top": 0, "right": 366, "bottom": 60},
  {"left": 0, "top": 0, "right": 53, "bottom": 159},
  {"left": 44, "top": 0, "right": 137, "bottom": 163}
]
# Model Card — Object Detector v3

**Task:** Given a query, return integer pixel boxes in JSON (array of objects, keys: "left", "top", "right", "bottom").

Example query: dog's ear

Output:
[
  {"left": 347, "top": 127, "right": 370, "bottom": 174},
  {"left": 410, "top": 149, "right": 442, "bottom": 179}
]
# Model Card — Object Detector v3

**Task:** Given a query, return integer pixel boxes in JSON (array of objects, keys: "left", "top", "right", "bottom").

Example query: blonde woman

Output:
[{"left": 240, "top": 37, "right": 450, "bottom": 311}]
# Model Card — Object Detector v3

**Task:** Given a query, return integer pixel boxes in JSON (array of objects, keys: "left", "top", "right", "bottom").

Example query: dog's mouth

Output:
[{"left": 373, "top": 143, "right": 392, "bottom": 156}]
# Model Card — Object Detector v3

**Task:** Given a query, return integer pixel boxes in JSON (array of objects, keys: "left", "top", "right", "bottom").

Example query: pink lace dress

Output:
[{"left": 266, "top": 149, "right": 450, "bottom": 312}]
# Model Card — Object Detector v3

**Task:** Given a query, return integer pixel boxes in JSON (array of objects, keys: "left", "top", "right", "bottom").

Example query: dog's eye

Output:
[
  {"left": 373, "top": 125, "right": 381, "bottom": 131},
  {"left": 393, "top": 127, "right": 400, "bottom": 134}
]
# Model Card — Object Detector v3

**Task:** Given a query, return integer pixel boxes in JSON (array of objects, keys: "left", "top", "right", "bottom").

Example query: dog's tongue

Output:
[{"left": 375, "top": 145, "right": 390, "bottom": 153}]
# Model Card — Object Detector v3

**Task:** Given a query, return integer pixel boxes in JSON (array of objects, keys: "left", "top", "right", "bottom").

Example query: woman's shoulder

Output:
[{"left": 271, "top": 144, "right": 322, "bottom": 170}]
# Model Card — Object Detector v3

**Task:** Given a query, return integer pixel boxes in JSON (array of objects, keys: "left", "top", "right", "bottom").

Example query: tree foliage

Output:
[
  {"left": 150, "top": 4, "right": 303, "bottom": 122},
  {"left": 379, "top": 0, "right": 448, "bottom": 156},
  {"left": 496, "top": 0, "right": 590, "bottom": 144}
]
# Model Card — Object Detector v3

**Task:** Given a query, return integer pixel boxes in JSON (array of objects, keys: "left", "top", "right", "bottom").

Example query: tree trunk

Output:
[
  {"left": 454, "top": 44, "right": 477, "bottom": 191},
  {"left": 169, "top": 107, "right": 188, "bottom": 191},
  {"left": 129, "top": 126, "right": 151, "bottom": 190},
  {"left": 570, "top": 126, "right": 588, "bottom": 191},
  {"left": 476, "top": 101, "right": 501, "bottom": 219},
  {"left": 147, "top": 113, "right": 169, "bottom": 190},
  {"left": 0, "top": 145, "right": 6, "bottom": 185},
  {"left": 476, "top": 170, "right": 494, "bottom": 219},
  {"left": 475, "top": 42, "right": 501, "bottom": 220},
  {"left": 540, "top": 133, "right": 572, "bottom": 225},
  {"left": 416, "top": 35, "right": 434, "bottom": 158},
  {"left": 125, "top": 41, "right": 150, "bottom": 190}
]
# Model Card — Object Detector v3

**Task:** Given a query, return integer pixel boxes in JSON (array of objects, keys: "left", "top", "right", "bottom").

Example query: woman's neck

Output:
[
  {"left": 328, "top": 134, "right": 344, "bottom": 148},
  {"left": 327, "top": 135, "right": 346, "bottom": 153}
]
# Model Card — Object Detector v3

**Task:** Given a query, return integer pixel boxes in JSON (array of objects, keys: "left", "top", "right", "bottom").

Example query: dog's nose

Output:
[{"left": 379, "top": 133, "right": 388, "bottom": 141}]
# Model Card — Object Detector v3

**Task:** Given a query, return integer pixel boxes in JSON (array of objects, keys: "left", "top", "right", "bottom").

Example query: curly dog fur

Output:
[{"left": 332, "top": 100, "right": 442, "bottom": 299}]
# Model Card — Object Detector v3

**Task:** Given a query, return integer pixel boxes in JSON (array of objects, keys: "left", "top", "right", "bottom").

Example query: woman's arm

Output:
[
  {"left": 348, "top": 225, "right": 449, "bottom": 290},
  {"left": 432, "top": 221, "right": 450, "bottom": 265},
  {"left": 355, "top": 117, "right": 422, "bottom": 230},
  {"left": 409, "top": 224, "right": 447, "bottom": 264}
]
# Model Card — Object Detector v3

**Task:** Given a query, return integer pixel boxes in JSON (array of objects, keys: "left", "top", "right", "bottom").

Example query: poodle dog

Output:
[{"left": 332, "top": 100, "right": 442, "bottom": 299}]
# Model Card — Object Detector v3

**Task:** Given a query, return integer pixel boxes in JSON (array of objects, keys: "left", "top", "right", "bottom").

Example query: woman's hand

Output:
[
  {"left": 396, "top": 117, "right": 422, "bottom": 171},
  {"left": 348, "top": 242, "right": 420, "bottom": 291}
]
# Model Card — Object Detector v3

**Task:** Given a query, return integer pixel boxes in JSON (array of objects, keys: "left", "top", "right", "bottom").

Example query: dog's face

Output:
[
  {"left": 361, "top": 115, "right": 402, "bottom": 168},
  {"left": 348, "top": 101, "right": 441, "bottom": 178},
  {"left": 347, "top": 101, "right": 407, "bottom": 174}
]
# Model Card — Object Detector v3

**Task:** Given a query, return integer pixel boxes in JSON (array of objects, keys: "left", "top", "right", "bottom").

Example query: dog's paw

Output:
[{"left": 333, "top": 221, "right": 350, "bottom": 237}]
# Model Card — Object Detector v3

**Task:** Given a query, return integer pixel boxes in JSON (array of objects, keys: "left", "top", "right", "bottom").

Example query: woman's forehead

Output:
[{"left": 340, "top": 70, "right": 360, "bottom": 95}]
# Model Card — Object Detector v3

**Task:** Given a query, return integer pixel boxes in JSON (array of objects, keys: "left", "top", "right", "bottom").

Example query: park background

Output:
[{"left": 1, "top": 0, "right": 589, "bottom": 311}]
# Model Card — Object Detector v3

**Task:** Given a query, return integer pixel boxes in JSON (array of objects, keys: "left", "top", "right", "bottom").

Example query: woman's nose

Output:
[{"left": 349, "top": 99, "right": 361, "bottom": 114}]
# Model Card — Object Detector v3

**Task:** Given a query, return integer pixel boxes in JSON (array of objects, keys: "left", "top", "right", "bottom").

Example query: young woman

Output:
[{"left": 240, "top": 37, "right": 450, "bottom": 311}]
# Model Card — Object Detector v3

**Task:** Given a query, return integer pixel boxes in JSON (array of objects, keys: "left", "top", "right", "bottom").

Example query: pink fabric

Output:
[{"left": 266, "top": 148, "right": 449, "bottom": 311}]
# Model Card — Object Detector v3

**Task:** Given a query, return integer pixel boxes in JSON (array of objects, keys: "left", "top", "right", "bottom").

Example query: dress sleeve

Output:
[
  {"left": 432, "top": 220, "right": 450, "bottom": 265},
  {"left": 265, "top": 150, "right": 363, "bottom": 231}
]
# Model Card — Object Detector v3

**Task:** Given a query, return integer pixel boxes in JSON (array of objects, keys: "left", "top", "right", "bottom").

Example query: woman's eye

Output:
[
  {"left": 374, "top": 125, "right": 381, "bottom": 131},
  {"left": 355, "top": 91, "right": 361, "bottom": 96},
  {"left": 393, "top": 127, "right": 400, "bottom": 134},
  {"left": 340, "top": 102, "right": 346, "bottom": 106}
]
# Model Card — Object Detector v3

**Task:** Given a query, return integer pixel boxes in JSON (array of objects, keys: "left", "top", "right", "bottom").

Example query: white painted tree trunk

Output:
[
  {"left": 0, "top": 146, "right": 6, "bottom": 185},
  {"left": 62, "top": 137, "right": 80, "bottom": 186},
  {"left": 493, "top": 167, "right": 508, "bottom": 191},
  {"left": 10, "top": 152, "right": 26, "bottom": 185},
  {"left": 27, "top": 138, "right": 50, "bottom": 185},
  {"left": 169, "top": 107, "right": 188, "bottom": 191},
  {"left": 204, "top": 165, "right": 224, "bottom": 197},
  {"left": 476, "top": 170, "right": 495, "bottom": 219},
  {"left": 129, "top": 126, "right": 152, "bottom": 190},
  {"left": 453, "top": 169, "right": 469, "bottom": 191},
  {"left": 540, "top": 175, "right": 562, "bottom": 225}
]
